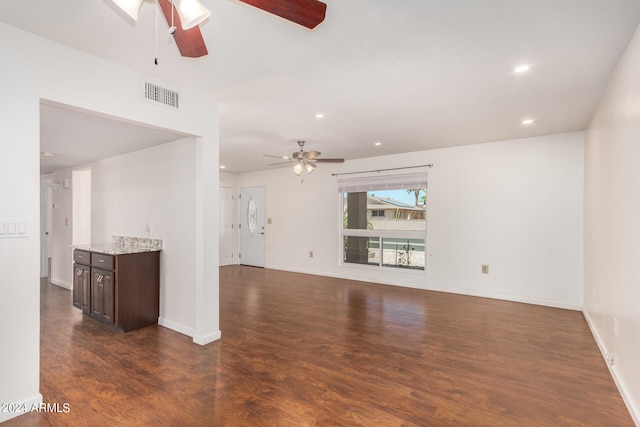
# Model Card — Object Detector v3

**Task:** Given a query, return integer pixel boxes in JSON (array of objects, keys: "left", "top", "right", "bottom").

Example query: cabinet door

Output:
[
  {"left": 91, "top": 268, "right": 115, "bottom": 324},
  {"left": 73, "top": 265, "right": 90, "bottom": 312},
  {"left": 81, "top": 268, "right": 91, "bottom": 313},
  {"left": 72, "top": 265, "right": 82, "bottom": 309}
]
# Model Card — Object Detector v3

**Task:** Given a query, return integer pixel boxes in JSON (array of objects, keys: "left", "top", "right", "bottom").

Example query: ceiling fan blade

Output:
[
  {"left": 268, "top": 161, "right": 293, "bottom": 165},
  {"left": 237, "top": 0, "right": 327, "bottom": 29},
  {"left": 315, "top": 158, "right": 345, "bottom": 163},
  {"left": 158, "top": 0, "right": 208, "bottom": 58},
  {"left": 308, "top": 150, "right": 321, "bottom": 159},
  {"left": 264, "top": 154, "right": 289, "bottom": 159}
]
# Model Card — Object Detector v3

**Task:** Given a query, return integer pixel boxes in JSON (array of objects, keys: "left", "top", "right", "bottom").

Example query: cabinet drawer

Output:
[
  {"left": 74, "top": 250, "right": 91, "bottom": 265},
  {"left": 91, "top": 253, "right": 114, "bottom": 270}
]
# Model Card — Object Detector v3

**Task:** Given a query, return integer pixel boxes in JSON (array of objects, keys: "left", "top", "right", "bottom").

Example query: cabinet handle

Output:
[{"left": 99, "top": 259, "right": 105, "bottom": 263}]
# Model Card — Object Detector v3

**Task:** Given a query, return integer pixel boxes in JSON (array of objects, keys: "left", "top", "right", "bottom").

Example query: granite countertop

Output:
[{"left": 72, "top": 236, "right": 162, "bottom": 255}]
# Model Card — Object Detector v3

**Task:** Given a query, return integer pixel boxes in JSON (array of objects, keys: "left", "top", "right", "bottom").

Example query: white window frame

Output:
[{"left": 337, "top": 172, "right": 427, "bottom": 270}]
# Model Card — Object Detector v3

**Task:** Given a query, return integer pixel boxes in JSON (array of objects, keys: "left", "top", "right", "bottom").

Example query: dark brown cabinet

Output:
[
  {"left": 73, "top": 248, "right": 160, "bottom": 332},
  {"left": 91, "top": 267, "right": 115, "bottom": 324},
  {"left": 72, "top": 264, "right": 90, "bottom": 312}
]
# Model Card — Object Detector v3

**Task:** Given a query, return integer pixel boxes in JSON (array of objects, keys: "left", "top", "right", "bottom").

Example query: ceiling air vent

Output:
[{"left": 144, "top": 81, "right": 179, "bottom": 109}]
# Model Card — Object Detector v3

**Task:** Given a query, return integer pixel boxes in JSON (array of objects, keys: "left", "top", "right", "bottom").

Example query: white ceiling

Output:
[
  {"left": 39, "top": 102, "right": 189, "bottom": 174},
  {"left": 2, "top": 0, "right": 640, "bottom": 173}
]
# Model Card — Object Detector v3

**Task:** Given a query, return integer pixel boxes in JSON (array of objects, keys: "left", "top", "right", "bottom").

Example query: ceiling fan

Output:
[
  {"left": 266, "top": 140, "right": 344, "bottom": 175},
  {"left": 111, "top": 0, "right": 327, "bottom": 59}
]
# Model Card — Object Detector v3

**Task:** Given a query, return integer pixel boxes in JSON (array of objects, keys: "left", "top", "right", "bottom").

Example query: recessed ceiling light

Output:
[
  {"left": 220, "top": 165, "right": 226, "bottom": 169},
  {"left": 315, "top": 113, "right": 325, "bottom": 119},
  {"left": 514, "top": 64, "right": 530, "bottom": 73},
  {"left": 521, "top": 119, "right": 534, "bottom": 125},
  {"left": 374, "top": 141, "right": 382, "bottom": 146}
]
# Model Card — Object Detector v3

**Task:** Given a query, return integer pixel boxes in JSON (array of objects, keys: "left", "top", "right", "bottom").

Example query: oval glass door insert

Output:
[{"left": 247, "top": 196, "right": 257, "bottom": 234}]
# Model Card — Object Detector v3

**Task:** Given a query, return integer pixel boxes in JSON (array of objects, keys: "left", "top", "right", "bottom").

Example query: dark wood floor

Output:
[{"left": 5, "top": 266, "right": 633, "bottom": 426}]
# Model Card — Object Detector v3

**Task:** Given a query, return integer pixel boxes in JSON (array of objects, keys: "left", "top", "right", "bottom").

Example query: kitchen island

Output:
[{"left": 72, "top": 236, "right": 162, "bottom": 332}]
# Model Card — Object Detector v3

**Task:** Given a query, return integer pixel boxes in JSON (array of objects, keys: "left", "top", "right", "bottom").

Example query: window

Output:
[{"left": 339, "top": 173, "right": 427, "bottom": 271}]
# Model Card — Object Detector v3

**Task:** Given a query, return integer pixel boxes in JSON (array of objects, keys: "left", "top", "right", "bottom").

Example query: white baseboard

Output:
[
  {"left": 158, "top": 317, "right": 194, "bottom": 338},
  {"left": 264, "top": 264, "right": 582, "bottom": 311},
  {"left": 50, "top": 279, "right": 71, "bottom": 290},
  {"left": 583, "top": 310, "right": 639, "bottom": 426},
  {"left": 0, "top": 393, "right": 43, "bottom": 423},
  {"left": 450, "top": 288, "right": 582, "bottom": 311},
  {"left": 193, "top": 330, "right": 222, "bottom": 346},
  {"left": 158, "top": 318, "right": 221, "bottom": 346}
]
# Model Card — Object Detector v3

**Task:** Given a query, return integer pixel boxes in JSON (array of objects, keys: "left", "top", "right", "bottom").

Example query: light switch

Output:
[{"left": 0, "top": 220, "right": 28, "bottom": 238}]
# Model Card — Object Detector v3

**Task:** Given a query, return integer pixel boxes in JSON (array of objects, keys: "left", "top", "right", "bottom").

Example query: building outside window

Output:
[{"left": 338, "top": 172, "right": 427, "bottom": 271}]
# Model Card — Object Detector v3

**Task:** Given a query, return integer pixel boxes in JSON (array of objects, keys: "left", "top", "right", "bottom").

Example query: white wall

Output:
[
  {"left": 220, "top": 171, "right": 238, "bottom": 188},
  {"left": 584, "top": 24, "right": 640, "bottom": 424},
  {"left": 237, "top": 132, "right": 584, "bottom": 309},
  {"left": 0, "top": 21, "right": 219, "bottom": 422},
  {"left": 0, "top": 24, "right": 41, "bottom": 421},
  {"left": 72, "top": 168, "right": 92, "bottom": 245},
  {"left": 91, "top": 138, "right": 197, "bottom": 333}
]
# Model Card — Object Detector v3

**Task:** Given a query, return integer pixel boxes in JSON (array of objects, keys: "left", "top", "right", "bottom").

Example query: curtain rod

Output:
[{"left": 332, "top": 164, "right": 433, "bottom": 177}]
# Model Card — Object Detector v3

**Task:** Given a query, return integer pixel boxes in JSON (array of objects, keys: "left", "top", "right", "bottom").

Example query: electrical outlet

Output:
[
  {"left": 613, "top": 317, "right": 618, "bottom": 337},
  {"left": 482, "top": 264, "right": 489, "bottom": 274},
  {"left": 605, "top": 352, "right": 614, "bottom": 366},
  {"left": 309, "top": 251, "right": 314, "bottom": 258}
]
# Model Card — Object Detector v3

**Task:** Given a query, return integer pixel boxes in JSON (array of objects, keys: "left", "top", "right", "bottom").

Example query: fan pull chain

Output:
[{"left": 154, "top": 0, "right": 159, "bottom": 65}]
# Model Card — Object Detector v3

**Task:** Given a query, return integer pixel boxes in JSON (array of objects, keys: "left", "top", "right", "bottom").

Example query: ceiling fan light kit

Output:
[
  {"left": 265, "top": 140, "right": 343, "bottom": 176},
  {"left": 112, "top": 0, "right": 210, "bottom": 30},
  {"left": 112, "top": 0, "right": 144, "bottom": 20},
  {"left": 173, "top": 0, "right": 211, "bottom": 30},
  {"left": 304, "top": 162, "right": 316, "bottom": 174},
  {"left": 111, "top": 0, "right": 326, "bottom": 59},
  {"left": 293, "top": 162, "right": 305, "bottom": 175}
]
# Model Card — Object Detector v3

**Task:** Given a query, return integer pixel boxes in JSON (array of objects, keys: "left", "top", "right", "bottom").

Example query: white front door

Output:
[
  {"left": 219, "top": 186, "right": 234, "bottom": 266},
  {"left": 239, "top": 186, "right": 265, "bottom": 267}
]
